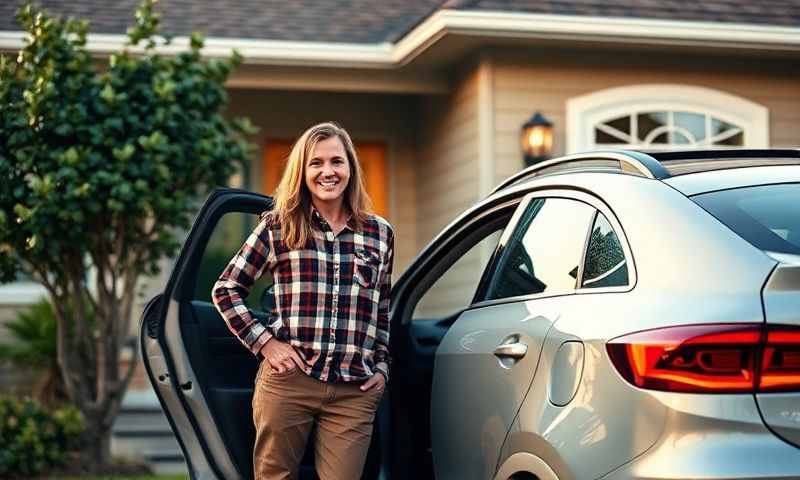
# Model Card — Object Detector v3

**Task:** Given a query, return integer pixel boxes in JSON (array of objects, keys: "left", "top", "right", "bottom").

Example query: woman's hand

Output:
[
  {"left": 259, "top": 337, "right": 305, "bottom": 373},
  {"left": 360, "top": 371, "right": 386, "bottom": 393}
]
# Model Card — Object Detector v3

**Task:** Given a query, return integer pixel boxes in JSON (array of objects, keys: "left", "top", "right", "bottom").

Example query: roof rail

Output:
[
  {"left": 643, "top": 149, "right": 800, "bottom": 162},
  {"left": 488, "top": 150, "right": 667, "bottom": 195},
  {"left": 640, "top": 149, "right": 800, "bottom": 176}
]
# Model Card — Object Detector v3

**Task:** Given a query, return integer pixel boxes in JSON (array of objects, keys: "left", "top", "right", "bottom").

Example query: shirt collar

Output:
[{"left": 310, "top": 204, "right": 354, "bottom": 232}]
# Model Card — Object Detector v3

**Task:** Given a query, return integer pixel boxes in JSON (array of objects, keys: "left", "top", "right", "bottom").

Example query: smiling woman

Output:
[{"left": 212, "top": 122, "right": 394, "bottom": 479}]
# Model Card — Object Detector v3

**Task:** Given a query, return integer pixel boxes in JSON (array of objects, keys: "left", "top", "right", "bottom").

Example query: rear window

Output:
[{"left": 692, "top": 183, "right": 800, "bottom": 255}]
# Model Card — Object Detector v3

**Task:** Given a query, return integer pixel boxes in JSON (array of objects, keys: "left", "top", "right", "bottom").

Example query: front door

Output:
[{"left": 141, "top": 188, "right": 287, "bottom": 479}]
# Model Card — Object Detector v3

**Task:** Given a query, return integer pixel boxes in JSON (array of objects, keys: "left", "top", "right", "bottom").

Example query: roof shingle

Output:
[
  {"left": 1, "top": 0, "right": 797, "bottom": 45},
  {"left": 448, "top": 0, "right": 800, "bottom": 28},
  {"left": 0, "top": 0, "right": 443, "bottom": 44}
]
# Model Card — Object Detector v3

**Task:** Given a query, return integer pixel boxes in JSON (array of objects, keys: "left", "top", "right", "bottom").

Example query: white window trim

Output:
[{"left": 566, "top": 84, "right": 769, "bottom": 153}]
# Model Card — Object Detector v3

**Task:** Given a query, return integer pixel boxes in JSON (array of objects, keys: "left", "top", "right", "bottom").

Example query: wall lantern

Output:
[{"left": 521, "top": 112, "right": 553, "bottom": 167}]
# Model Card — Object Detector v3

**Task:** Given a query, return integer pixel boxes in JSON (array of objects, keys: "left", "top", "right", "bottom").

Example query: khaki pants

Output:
[{"left": 252, "top": 360, "right": 383, "bottom": 480}]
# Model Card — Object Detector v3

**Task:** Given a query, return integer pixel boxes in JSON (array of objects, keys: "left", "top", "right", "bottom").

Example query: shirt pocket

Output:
[{"left": 353, "top": 248, "right": 381, "bottom": 289}]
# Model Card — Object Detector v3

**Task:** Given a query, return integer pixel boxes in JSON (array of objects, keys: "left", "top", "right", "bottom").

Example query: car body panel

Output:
[
  {"left": 757, "top": 262, "right": 800, "bottom": 448},
  {"left": 431, "top": 298, "right": 561, "bottom": 480},
  {"left": 600, "top": 400, "right": 800, "bottom": 479}
]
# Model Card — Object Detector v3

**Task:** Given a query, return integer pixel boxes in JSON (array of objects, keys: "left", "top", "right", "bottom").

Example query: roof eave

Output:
[{"left": 1, "top": 10, "right": 798, "bottom": 68}]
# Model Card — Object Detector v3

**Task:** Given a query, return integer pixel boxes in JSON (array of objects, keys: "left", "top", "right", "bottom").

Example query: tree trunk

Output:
[
  {"left": 81, "top": 415, "right": 113, "bottom": 472},
  {"left": 32, "top": 364, "right": 67, "bottom": 409},
  {"left": 42, "top": 255, "right": 142, "bottom": 471}
]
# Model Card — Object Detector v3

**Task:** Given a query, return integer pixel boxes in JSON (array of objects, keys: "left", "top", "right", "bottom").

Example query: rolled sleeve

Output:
[{"left": 211, "top": 213, "right": 273, "bottom": 357}]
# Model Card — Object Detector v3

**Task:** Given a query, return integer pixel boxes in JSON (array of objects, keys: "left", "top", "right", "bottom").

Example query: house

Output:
[{"left": 1, "top": 0, "right": 799, "bottom": 471}]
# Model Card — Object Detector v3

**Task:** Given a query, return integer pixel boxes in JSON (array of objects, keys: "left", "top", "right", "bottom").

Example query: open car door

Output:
[{"left": 140, "top": 187, "right": 281, "bottom": 479}]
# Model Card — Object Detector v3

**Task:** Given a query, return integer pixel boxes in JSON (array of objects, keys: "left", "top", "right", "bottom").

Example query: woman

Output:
[{"left": 212, "top": 122, "right": 393, "bottom": 479}]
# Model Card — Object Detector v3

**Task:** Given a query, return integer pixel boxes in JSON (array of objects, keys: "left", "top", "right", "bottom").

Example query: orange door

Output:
[{"left": 262, "top": 139, "right": 388, "bottom": 219}]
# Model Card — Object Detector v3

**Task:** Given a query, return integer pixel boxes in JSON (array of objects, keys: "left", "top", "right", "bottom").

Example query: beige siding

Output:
[
  {"left": 413, "top": 64, "right": 488, "bottom": 318},
  {"left": 415, "top": 66, "right": 481, "bottom": 248},
  {"left": 491, "top": 49, "right": 800, "bottom": 182},
  {"left": 226, "top": 89, "right": 418, "bottom": 276}
]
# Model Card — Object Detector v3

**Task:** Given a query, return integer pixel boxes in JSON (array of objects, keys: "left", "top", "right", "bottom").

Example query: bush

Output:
[{"left": 0, "top": 395, "right": 84, "bottom": 478}]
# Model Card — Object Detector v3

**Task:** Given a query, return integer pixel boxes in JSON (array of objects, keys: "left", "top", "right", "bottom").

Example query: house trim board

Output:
[{"left": 1, "top": 10, "right": 799, "bottom": 69}]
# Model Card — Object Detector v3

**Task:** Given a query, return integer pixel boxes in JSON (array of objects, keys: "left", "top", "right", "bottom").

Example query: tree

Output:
[{"left": 0, "top": 0, "right": 255, "bottom": 466}]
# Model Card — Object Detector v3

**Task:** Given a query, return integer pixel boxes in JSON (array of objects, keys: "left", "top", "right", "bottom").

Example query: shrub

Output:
[{"left": 0, "top": 395, "right": 84, "bottom": 478}]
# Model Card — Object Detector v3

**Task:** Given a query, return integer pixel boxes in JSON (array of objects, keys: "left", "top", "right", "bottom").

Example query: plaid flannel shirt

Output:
[{"left": 212, "top": 206, "right": 394, "bottom": 383}]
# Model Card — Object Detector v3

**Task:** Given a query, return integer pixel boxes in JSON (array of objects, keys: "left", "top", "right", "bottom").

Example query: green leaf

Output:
[
  {"left": 107, "top": 199, "right": 124, "bottom": 212},
  {"left": 62, "top": 147, "right": 79, "bottom": 166},
  {"left": 112, "top": 143, "right": 135, "bottom": 162},
  {"left": 189, "top": 32, "right": 204, "bottom": 50},
  {"left": 13, "top": 204, "right": 33, "bottom": 222},
  {"left": 100, "top": 83, "right": 115, "bottom": 103},
  {"left": 73, "top": 182, "right": 90, "bottom": 198}
]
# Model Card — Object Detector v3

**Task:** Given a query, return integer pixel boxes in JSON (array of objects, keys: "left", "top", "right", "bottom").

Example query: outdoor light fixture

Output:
[{"left": 521, "top": 112, "right": 553, "bottom": 167}]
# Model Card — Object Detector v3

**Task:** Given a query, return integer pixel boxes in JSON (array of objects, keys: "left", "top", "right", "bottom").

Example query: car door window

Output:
[
  {"left": 412, "top": 229, "right": 504, "bottom": 321},
  {"left": 581, "top": 212, "right": 629, "bottom": 288},
  {"left": 193, "top": 211, "right": 273, "bottom": 310},
  {"left": 483, "top": 197, "right": 595, "bottom": 301}
]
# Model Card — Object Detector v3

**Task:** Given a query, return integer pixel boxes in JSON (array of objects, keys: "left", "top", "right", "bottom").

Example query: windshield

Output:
[{"left": 692, "top": 183, "right": 800, "bottom": 256}]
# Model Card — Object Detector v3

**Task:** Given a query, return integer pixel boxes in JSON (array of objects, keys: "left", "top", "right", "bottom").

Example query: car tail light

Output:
[
  {"left": 607, "top": 324, "right": 800, "bottom": 393},
  {"left": 760, "top": 328, "right": 800, "bottom": 392}
]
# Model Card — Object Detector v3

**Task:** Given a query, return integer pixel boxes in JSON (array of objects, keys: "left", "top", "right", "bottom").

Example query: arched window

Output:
[{"left": 566, "top": 84, "right": 769, "bottom": 153}]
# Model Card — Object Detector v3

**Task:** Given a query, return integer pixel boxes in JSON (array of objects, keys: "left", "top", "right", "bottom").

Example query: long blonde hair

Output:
[{"left": 270, "top": 122, "right": 372, "bottom": 250}]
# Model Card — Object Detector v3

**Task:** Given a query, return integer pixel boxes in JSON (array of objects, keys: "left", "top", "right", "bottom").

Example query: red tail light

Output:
[
  {"left": 607, "top": 324, "right": 800, "bottom": 393},
  {"left": 760, "top": 328, "right": 800, "bottom": 392}
]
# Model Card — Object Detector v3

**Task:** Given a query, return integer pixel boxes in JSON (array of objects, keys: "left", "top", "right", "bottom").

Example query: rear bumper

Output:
[{"left": 600, "top": 408, "right": 800, "bottom": 479}]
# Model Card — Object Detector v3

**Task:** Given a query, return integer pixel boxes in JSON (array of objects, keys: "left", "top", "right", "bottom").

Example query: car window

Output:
[
  {"left": 581, "top": 212, "right": 629, "bottom": 288},
  {"left": 193, "top": 211, "right": 273, "bottom": 310},
  {"left": 412, "top": 222, "right": 507, "bottom": 321},
  {"left": 691, "top": 183, "right": 800, "bottom": 255},
  {"left": 483, "top": 197, "right": 596, "bottom": 301}
]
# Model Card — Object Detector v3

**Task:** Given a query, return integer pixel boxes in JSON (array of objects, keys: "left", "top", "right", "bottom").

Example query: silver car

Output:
[{"left": 141, "top": 149, "right": 800, "bottom": 479}]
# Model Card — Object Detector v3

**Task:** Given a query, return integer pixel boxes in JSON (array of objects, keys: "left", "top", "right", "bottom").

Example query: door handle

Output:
[{"left": 494, "top": 342, "right": 527, "bottom": 359}]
